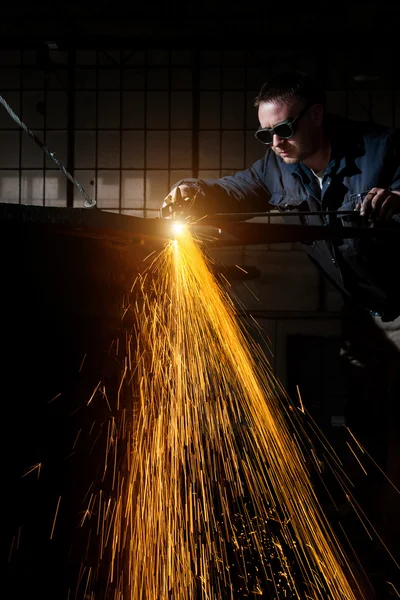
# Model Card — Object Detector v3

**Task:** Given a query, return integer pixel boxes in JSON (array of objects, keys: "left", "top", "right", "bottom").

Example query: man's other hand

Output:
[
  {"left": 358, "top": 188, "right": 400, "bottom": 221},
  {"left": 161, "top": 185, "right": 197, "bottom": 218}
]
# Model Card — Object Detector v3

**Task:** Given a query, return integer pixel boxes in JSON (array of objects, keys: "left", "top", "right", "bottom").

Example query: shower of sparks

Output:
[
  {"left": 78, "top": 230, "right": 371, "bottom": 600},
  {"left": 79, "top": 353, "right": 87, "bottom": 373},
  {"left": 48, "top": 392, "right": 62, "bottom": 404},
  {"left": 22, "top": 462, "right": 42, "bottom": 479},
  {"left": 386, "top": 581, "right": 400, "bottom": 597},
  {"left": 50, "top": 496, "right": 62, "bottom": 540},
  {"left": 345, "top": 426, "right": 400, "bottom": 494}
]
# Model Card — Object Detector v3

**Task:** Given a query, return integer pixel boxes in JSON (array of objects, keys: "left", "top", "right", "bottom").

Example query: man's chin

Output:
[{"left": 280, "top": 155, "right": 299, "bottom": 164}]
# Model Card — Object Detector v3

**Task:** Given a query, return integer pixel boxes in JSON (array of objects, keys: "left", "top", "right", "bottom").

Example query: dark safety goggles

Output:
[{"left": 254, "top": 104, "right": 311, "bottom": 145}]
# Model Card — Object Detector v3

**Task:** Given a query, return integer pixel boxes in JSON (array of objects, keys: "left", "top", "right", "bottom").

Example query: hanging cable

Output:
[{"left": 0, "top": 94, "right": 96, "bottom": 208}]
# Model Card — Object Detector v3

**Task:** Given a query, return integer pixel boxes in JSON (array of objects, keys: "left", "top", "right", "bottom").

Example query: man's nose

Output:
[{"left": 272, "top": 134, "right": 284, "bottom": 147}]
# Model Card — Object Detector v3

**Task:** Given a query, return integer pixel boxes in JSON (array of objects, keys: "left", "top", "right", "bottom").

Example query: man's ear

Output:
[{"left": 311, "top": 103, "right": 324, "bottom": 126}]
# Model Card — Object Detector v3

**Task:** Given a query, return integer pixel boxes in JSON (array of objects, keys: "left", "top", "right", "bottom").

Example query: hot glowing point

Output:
[{"left": 171, "top": 222, "right": 186, "bottom": 236}]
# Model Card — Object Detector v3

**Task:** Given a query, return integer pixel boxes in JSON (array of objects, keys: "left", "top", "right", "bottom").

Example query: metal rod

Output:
[
  {"left": 210, "top": 211, "right": 360, "bottom": 219},
  {"left": 191, "top": 220, "right": 399, "bottom": 247},
  {"left": 0, "top": 94, "right": 96, "bottom": 209}
]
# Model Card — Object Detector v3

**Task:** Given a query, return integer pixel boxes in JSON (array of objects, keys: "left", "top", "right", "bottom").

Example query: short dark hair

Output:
[{"left": 254, "top": 71, "right": 324, "bottom": 108}]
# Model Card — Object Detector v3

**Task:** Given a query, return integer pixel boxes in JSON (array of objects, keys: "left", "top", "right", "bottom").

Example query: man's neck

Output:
[{"left": 302, "top": 136, "right": 331, "bottom": 173}]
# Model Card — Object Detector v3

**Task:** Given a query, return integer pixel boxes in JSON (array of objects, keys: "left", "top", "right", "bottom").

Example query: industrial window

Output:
[{"left": 1, "top": 48, "right": 399, "bottom": 227}]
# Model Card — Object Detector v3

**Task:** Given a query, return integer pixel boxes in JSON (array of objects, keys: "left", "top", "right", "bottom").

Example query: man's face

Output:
[{"left": 257, "top": 99, "right": 322, "bottom": 165}]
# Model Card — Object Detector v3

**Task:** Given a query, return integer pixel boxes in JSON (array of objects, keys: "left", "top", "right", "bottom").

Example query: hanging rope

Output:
[{"left": 0, "top": 94, "right": 96, "bottom": 208}]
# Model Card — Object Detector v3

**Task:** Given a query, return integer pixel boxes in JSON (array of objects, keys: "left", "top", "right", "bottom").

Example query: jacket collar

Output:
[{"left": 284, "top": 115, "right": 366, "bottom": 179}]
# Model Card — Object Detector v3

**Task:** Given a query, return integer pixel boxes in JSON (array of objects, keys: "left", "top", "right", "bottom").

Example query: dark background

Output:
[{"left": 2, "top": 2, "right": 399, "bottom": 598}]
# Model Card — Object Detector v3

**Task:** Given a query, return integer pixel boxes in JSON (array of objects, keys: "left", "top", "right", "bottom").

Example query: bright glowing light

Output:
[{"left": 171, "top": 221, "right": 186, "bottom": 236}]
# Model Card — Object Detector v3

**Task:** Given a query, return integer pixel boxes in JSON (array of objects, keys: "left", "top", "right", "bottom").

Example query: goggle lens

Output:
[
  {"left": 255, "top": 122, "right": 294, "bottom": 144},
  {"left": 254, "top": 104, "right": 312, "bottom": 145}
]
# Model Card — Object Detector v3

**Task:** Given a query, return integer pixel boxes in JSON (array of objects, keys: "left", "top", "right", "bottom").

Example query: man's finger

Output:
[
  {"left": 360, "top": 192, "right": 374, "bottom": 216},
  {"left": 379, "top": 197, "right": 394, "bottom": 220},
  {"left": 370, "top": 189, "right": 387, "bottom": 212}
]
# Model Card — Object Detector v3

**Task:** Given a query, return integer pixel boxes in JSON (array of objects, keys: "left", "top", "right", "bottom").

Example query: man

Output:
[
  {"left": 162, "top": 71, "right": 400, "bottom": 589},
  {"left": 163, "top": 71, "right": 400, "bottom": 319}
]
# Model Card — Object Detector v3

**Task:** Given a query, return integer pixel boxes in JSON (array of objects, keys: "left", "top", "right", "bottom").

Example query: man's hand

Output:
[
  {"left": 357, "top": 188, "right": 400, "bottom": 221},
  {"left": 161, "top": 185, "right": 197, "bottom": 218}
]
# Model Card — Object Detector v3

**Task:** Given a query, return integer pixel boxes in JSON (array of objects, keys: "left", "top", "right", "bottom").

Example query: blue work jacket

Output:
[{"left": 175, "top": 116, "right": 400, "bottom": 321}]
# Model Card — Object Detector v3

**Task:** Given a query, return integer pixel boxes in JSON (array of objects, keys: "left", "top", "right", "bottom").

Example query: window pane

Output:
[
  {"left": 222, "top": 131, "right": 244, "bottom": 169},
  {"left": 222, "top": 92, "right": 244, "bottom": 129},
  {"left": 199, "top": 92, "right": 220, "bottom": 128},
  {"left": 245, "top": 131, "right": 265, "bottom": 165},
  {"left": 75, "top": 131, "right": 96, "bottom": 168},
  {"left": 121, "top": 131, "right": 145, "bottom": 168},
  {"left": 223, "top": 68, "right": 245, "bottom": 89},
  {"left": 0, "top": 131, "right": 20, "bottom": 167},
  {"left": 44, "top": 171, "right": 67, "bottom": 206},
  {"left": 123, "top": 50, "right": 145, "bottom": 66},
  {"left": 198, "top": 170, "right": 220, "bottom": 180},
  {"left": 22, "top": 133, "right": 43, "bottom": 168},
  {"left": 98, "top": 68, "right": 120, "bottom": 90},
  {"left": 22, "top": 67, "right": 45, "bottom": 90},
  {"left": 22, "top": 92, "right": 45, "bottom": 128},
  {"left": 98, "top": 131, "right": 120, "bottom": 168},
  {"left": 46, "top": 92, "right": 68, "bottom": 128},
  {"left": 170, "top": 131, "right": 192, "bottom": 168},
  {"left": 171, "top": 92, "right": 192, "bottom": 128},
  {"left": 222, "top": 50, "right": 245, "bottom": 66},
  {"left": 170, "top": 169, "right": 193, "bottom": 184},
  {"left": 47, "top": 69, "right": 68, "bottom": 90},
  {"left": 148, "top": 68, "right": 169, "bottom": 89},
  {"left": 247, "top": 68, "right": 265, "bottom": 90},
  {"left": 122, "top": 92, "right": 145, "bottom": 128},
  {"left": 171, "top": 50, "right": 192, "bottom": 65},
  {"left": 21, "top": 170, "right": 44, "bottom": 205},
  {"left": 146, "top": 170, "right": 168, "bottom": 209},
  {"left": 146, "top": 92, "right": 169, "bottom": 128},
  {"left": 200, "top": 68, "right": 220, "bottom": 90},
  {"left": 99, "top": 50, "right": 121, "bottom": 66},
  {"left": 147, "top": 50, "right": 169, "bottom": 66},
  {"left": 0, "top": 50, "right": 20, "bottom": 65},
  {"left": 98, "top": 92, "right": 120, "bottom": 128},
  {"left": 199, "top": 131, "right": 220, "bottom": 169},
  {"left": 146, "top": 131, "right": 169, "bottom": 168},
  {"left": 200, "top": 51, "right": 221, "bottom": 66},
  {"left": 0, "top": 170, "right": 20, "bottom": 202},
  {"left": 76, "top": 50, "right": 97, "bottom": 65},
  {"left": 97, "top": 170, "right": 120, "bottom": 208},
  {"left": 122, "top": 68, "right": 145, "bottom": 90},
  {"left": 75, "top": 92, "right": 96, "bottom": 128},
  {"left": 76, "top": 68, "right": 97, "bottom": 90},
  {"left": 122, "top": 170, "right": 144, "bottom": 209},
  {"left": 171, "top": 68, "right": 192, "bottom": 89},
  {"left": 0, "top": 68, "right": 20, "bottom": 89}
]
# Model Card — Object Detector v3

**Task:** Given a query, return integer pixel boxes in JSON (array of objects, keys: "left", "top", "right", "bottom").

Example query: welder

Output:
[{"left": 161, "top": 71, "right": 400, "bottom": 583}]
